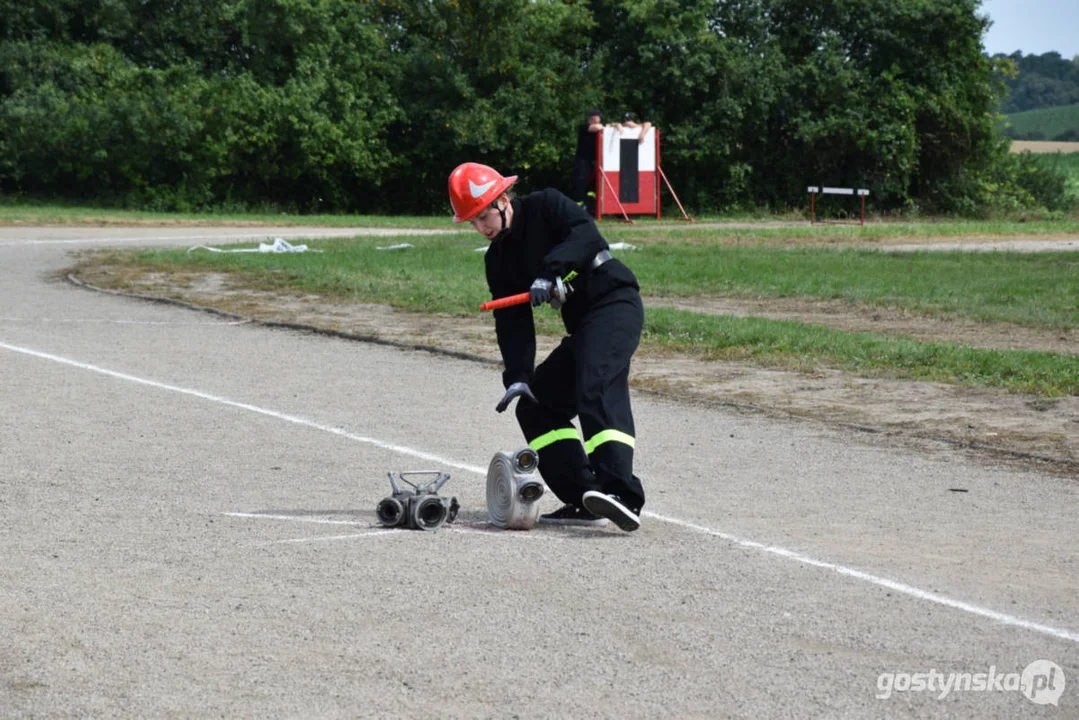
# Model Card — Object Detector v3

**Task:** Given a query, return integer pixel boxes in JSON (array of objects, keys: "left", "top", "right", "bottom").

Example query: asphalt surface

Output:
[{"left": 1, "top": 226, "right": 1077, "bottom": 718}]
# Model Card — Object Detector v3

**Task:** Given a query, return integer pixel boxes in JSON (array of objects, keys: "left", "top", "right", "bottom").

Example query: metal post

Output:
[
  {"left": 593, "top": 128, "right": 602, "bottom": 221},
  {"left": 655, "top": 127, "right": 662, "bottom": 221}
]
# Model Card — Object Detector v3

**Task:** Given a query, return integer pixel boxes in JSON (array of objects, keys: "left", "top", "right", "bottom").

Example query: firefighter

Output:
[{"left": 448, "top": 162, "right": 645, "bottom": 532}]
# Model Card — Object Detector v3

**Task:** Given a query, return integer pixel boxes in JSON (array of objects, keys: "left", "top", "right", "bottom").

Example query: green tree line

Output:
[
  {"left": 994, "top": 50, "right": 1079, "bottom": 115},
  {"left": 0, "top": 0, "right": 1067, "bottom": 215}
]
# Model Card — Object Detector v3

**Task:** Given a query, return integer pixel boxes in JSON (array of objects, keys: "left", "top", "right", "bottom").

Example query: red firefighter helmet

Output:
[{"left": 448, "top": 163, "right": 518, "bottom": 223}]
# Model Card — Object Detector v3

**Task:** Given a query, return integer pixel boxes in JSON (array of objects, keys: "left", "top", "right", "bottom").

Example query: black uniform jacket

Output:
[{"left": 484, "top": 188, "right": 640, "bottom": 388}]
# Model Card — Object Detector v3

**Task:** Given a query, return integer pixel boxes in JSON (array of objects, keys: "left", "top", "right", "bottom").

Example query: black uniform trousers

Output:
[
  {"left": 514, "top": 287, "right": 645, "bottom": 512},
  {"left": 572, "top": 156, "right": 596, "bottom": 213}
]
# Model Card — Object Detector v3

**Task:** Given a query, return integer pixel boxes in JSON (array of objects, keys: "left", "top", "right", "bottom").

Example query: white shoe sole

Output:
[{"left": 581, "top": 491, "right": 641, "bottom": 532}]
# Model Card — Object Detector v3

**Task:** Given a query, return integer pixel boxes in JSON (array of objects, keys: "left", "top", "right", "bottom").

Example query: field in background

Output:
[
  {"left": 1010, "top": 140, "right": 1079, "bottom": 153},
  {"left": 1003, "top": 103, "right": 1079, "bottom": 142}
]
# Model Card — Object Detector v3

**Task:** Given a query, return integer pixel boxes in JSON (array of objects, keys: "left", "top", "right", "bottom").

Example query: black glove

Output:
[
  {"left": 529, "top": 278, "right": 553, "bottom": 307},
  {"left": 496, "top": 382, "right": 538, "bottom": 413}
]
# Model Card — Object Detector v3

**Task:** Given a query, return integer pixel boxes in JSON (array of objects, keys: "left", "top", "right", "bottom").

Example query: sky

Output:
[{"left": 980, "top": 0, "right": 1079, "bottom": 58}]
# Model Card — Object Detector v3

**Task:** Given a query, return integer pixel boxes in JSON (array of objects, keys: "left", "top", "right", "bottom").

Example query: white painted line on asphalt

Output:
[
  {"left": 3, "top": 338, "right": 1076, "bottom": 644},
  {"left": 231, "top": 514, "right": 558, "bottom": 544},
  {"left": 447, "top": 526, "right": 561, "bottom": 539},
  {"left": 649, "top": 512, "right": 1079, "bottom": 644},
  {"left": 0, "top": 339, "right": 487, "bottom": 477},
  {"left": 224, "top": 512, "right": 376, "bottom": 527},
  {"left": 264, "top": 527, "right": 560, "bottom": 545},
  {"left": 267, "top": 532, "right": 400, "bottom": 545},
  {"left": 229, "top": 513, "right": 409, "bottom": 545}
]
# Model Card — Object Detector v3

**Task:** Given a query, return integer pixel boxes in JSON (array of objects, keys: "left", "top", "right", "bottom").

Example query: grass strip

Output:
[
  {"left": 643, "top": 308, "right": 1079, "bottom": 397},
  {"left": 125, "top": 238, "right": 488, "bottom": 311},
  {"left": 126, "top": 237, "right": 1079, "bottom": 329},
  {"left": 636, "top": 245, "right": 1079, "bottom": 328},
  {"left": 80, "top": 239, "right": 1079, "bottom": 397}
]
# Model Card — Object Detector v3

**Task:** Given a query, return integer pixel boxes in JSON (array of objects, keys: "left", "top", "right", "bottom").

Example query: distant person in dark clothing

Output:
[
  {"left": 612, "top": 112, "right": 653, "bottom": 144},
  {"left": 572, "top": 108, "right": 604, "bottom": 212}
]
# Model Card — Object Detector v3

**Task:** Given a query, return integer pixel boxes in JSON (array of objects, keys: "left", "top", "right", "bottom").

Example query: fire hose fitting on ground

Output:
[
  {"left": 375, "top": 471, "right": 459, "bottom": 531},
  {"left": 486, "top": 448, "right": 546, "bottom": 530}
]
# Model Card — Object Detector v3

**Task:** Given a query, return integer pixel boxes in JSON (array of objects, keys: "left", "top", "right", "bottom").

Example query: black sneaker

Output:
[
  {"left": 538, "top": 504, "right": 609, "bottom": 527},
  {"left": 581, "top": 491, "right": 641, "bottom": 532}
]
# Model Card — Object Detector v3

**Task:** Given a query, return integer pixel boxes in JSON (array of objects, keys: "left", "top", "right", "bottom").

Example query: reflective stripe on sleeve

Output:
[
  {"left": 529, "top": 427, "right": 580, "bottom": 452},
  {"left": 584, "top": 429, "right": 635, "bottom": 455}
]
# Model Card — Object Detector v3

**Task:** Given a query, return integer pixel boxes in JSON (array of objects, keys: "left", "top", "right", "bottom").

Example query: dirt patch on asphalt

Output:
[{"left": 68, "top": 262, "right": 1079, "bottom": 475}]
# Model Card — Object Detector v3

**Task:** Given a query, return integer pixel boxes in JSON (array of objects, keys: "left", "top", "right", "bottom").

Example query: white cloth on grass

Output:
[{"left": 187, "top": 238, "right": 322, "bottom": 254}]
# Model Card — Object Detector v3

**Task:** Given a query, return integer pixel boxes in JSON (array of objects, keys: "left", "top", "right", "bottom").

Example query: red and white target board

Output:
[{"left": 594, "top": 126, "right": 692, "bottom": 223}]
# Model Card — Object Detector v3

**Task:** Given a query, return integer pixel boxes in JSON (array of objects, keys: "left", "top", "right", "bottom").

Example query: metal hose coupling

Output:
[
  {"left": 376, "top": 471, "right": 459, "bottom": 531},
  {"left": 486, "top": 448, "right": 546, "bottom": 530}
]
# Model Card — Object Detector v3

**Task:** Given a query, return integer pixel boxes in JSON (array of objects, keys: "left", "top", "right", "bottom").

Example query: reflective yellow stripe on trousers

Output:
[
  {"left": 529, "top": 427, "right": 580, "bottom": 452},
  {"left": 584, "top": 429, "right": 635, "bottom": 455}
]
